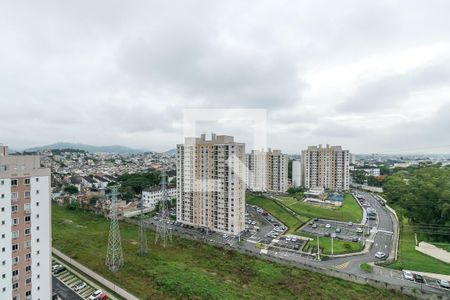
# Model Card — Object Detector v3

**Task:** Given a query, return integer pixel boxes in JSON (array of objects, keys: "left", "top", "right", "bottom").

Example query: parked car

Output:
[
  {"left": 356, "top": 227, "right": 363, "bottom": 234},
  {"left": 402, "top": 270, "right": 414, "bottom": 281},
  {"left": 414, "top": 274, "right": 425, "bottom": 283},
  {"left": 374, "top": 251, "right": 386, "bottom": 259},
  {"left": 325, "top": 224, "right": 331, "bottom": 228},
  {"left": 351, "top": 237, "right": 359, "bottom": 242},
  {"left": 335, "top": 228, "right": 341, "bottom": 233},
  {"left": 348, "top": 222, "right": 353, "bottom": 226},
  {"left": 53, "top": 266, "right": 66, "bottom": 275},
  {"left": 312, "top": 224, "right": 317, "bottom": 229},
  {"left": 52, "top": 264, "right": 62, "bottom": 272},
  {"left": 73, "top": 281, "right": 86, "bottom": 292},
  {"left": 324, "top": 233, "right": 331, "bottom": 237},
  {"left": 438, "top": 279, "right": 450, "bottom": 289},
  {"left": 88, "top": 290, "right": 107, "bottom": 300}
]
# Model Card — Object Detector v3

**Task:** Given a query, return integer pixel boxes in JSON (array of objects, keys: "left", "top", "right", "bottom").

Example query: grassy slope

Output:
[
  {"left": 385, "top": 217, "right": 450, "bottom": 275},
  {"left": 246, "top": 193, "right": 308, "bottom": 233},
  {"left": 52, "top": 205, "right": 409, "bottom": 300},
  {"left": 277, "top": 194, "right": 362, "bottom": 223}
]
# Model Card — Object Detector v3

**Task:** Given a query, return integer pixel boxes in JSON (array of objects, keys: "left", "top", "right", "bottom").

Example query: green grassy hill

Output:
[{"left": 52, "top": 205, "right": 409, "bottom": 299}]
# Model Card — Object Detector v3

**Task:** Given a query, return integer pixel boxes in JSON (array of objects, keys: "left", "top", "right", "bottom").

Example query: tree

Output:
[
  {"left": 351, "top": 170, "right": 366, "bottom": 184},
  {"left": 63, "top": 184, "right": 79, "bottom": 195}
]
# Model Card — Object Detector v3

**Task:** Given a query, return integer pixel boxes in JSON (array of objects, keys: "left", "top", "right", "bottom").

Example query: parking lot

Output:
[
  {"left": 52, "top": 258, "right": 109, "bottom": 300},
  {"left": 300, "top": 219, "right": 368, "bottom": 243}
]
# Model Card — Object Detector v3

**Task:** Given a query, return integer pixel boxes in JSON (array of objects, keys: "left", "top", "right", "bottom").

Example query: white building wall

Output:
[
  {"left": 292, "top": 160, "right": 301, "bottom": 187},
  {"left": 31, "top": 175, "right": 51, "bottom": 300},
  {"left": 0, "top": 179, "right": 12, "bottom": 299}
]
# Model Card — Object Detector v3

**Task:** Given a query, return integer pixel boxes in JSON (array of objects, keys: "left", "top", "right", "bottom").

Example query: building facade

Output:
[
  {"left": 176, "top": 134, "right": 245, "bottom": 235},
  {"left": 141, "top": 185, "right": 176, "bottom": 210},
  {"left": 301, "top": 144, "right": 350, "bottom": 191},
  {"left": 292, "top": 160, "right": 301, "bottom": 187},
  {"left": 246, "top": 149, "right": 288, "bottom": 192},
  {"left": 0, "top": 144, "right": 51, "bottom": 300}
]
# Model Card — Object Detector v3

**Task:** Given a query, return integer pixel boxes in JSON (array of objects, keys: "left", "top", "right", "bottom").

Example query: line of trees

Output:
[{"left": 383, "top": 164, "right": 450, "bottom": 242}]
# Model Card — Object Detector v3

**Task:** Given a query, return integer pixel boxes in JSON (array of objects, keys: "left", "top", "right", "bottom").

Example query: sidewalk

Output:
[{"left": 416, "top": 241, "right": 450, "bottom": 264}]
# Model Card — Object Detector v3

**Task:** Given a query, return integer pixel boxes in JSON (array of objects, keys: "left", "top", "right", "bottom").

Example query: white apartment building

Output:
[
  {"left": 292, "top": 160, "right": 301, "bottom": 187},
  {"left": 141, "top": 185, "right": 176, "bottom": 210},
  {"left": 0, "top": 144, "right": 51, "bottom": 300},
  {"left": 176, "top": 134, "right": 245, "bottom": 235},
  {"left": 363, "top": 168, "right": 381, "bottom": 177},
  {"left": 246, "top": 149, "right": 288, "bottom": 192},
  {"left": 301, "top": 144, "right": 350, "bottom": 191}
]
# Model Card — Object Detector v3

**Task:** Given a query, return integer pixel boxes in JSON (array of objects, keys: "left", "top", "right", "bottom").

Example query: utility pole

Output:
[
  {"left": 138, "top": 191, "right": 148, "bottom": 256},
  {"left": 317, "top": 234, "right": 321, "bottom": 261},
  {"left": 331, "top": 235, "right": 334, "bottom": 255},
  {"left": 105, "top": 186, "right": 124, "bottom": 272},
  {"left": 155, "top": 168, "right": 172, "bottom": 247}
]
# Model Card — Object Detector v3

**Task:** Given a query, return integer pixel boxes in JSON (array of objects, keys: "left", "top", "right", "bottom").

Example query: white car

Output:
[
  {"left": 286, "top": 237, "right": 291, "bottom": 241},
  {"left": 325, "top": 224, "right": 331, "bottom": 228},
  {"left": 375, "top": 251, "right": 386, "bottom": 259},
  {"left": 356, "top": 228, "right": 363, "bottom": 233},
  {"left": 88, "top": 290, "right": 103, "bottom": 300},
  {"left": 73, "top": 281, "right": 86, "bottom": 292},
  {"left": 439, "top": 279, "right": 450, "bottom": 289},
  {"left": 348, "top": 222, "right": 353, "bottom": 226},
  {"left": 402, "top": 271, "right": 414, "bottom": 281}
]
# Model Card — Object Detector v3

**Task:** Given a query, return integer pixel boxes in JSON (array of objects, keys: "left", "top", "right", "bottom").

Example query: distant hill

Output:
[
  {"left": 164, "top": 149, "right": 177, "bottom": 155},
  {"left": 24, "top": 143, "right": 147, "bottom": 154}
]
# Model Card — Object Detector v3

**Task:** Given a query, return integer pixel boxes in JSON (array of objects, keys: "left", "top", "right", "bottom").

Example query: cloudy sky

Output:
[{"left": 1, "top": 1, "right": 450, "bottom": 154}]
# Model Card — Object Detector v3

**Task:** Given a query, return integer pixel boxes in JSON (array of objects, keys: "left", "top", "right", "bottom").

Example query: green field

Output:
[
  {"left": 384, "top": 217, "right": 450, "bottom": 275},
  {"left": 52, "top": 205, "right": 409, "bottom": 300},
  {"left": 246, "top": 193, "right": 308, "bottom": 233},
  {"left": 276, "top": 194, "right": 362, "bottom": 223},
  {"left": 301, "top": 233, "right": 363, "bottom": 255}
]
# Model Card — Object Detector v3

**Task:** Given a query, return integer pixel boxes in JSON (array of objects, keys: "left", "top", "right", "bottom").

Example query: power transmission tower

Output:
[
  {"left": 138, "top": 192, "right": 148, "bottom": 256},
  {"left": 105, "top": 186, "right": 124, "bottom": 272},
  {"left": 155, "top": 168, "right": 172, "bottom": 247}
]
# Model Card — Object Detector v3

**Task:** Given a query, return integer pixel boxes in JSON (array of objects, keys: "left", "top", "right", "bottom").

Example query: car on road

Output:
[
  {"left": 324, "top": 233, "right": 331, "bottom": 237},
  {"left": 313, "top": 218, "right": 319, "bottom": 222},
  {"left": 348, "top": 222, "right": 353, "bottom": 226},
  {"left": 72, "top": 281, "right": 86, "bottom": 292},
  {"left": 414, "top": 274, "right": 425, "bottom": 283},
  {"left": 88, "top": 290, "right": 107, "bottom": 300},
  {"left": 325, "top": 224, "right": 331, "bottom": 228},
  {"left": 356, "top": 227, "right": 363, "bottom": 234},
  {"left": 374, "top": 251, "right": 386, "bottom": 259},
  {"left": 438, "top": 279, "right": 450, "bottom": 289},
  {"left": 335, "top": 228, "right": 341, "bottom": 233},
  {"left": 351, "top": 237, "right": 359, "bottom": 242},
  {"left": 312, "top": 224, "right": 317, "bottom": 228},
  {"left": 402, "top": 271, "right": 414, "bottom": 281}
]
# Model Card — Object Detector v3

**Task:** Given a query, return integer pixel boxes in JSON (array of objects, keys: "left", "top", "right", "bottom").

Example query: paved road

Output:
[
  {"left": 52, "top": 276, "right": 83, "bottom": 300},
  {"left": 323, "top": 191, "right": 394, "bottom": 273}
]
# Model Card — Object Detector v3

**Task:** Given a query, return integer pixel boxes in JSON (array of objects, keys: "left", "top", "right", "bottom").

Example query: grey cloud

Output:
[{"left": 337, "top": 61, "right": 450, "bottom": 113}]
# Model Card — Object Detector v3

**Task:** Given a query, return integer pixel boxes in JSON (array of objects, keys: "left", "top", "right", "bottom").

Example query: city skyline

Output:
[{"left": 1, "top": 1, "right": 450, "bottom": 154}]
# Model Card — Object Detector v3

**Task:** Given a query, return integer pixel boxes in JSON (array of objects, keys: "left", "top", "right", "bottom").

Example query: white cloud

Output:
[{"left": 0, "top": 0, "right": 450, "bottom": 153}]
